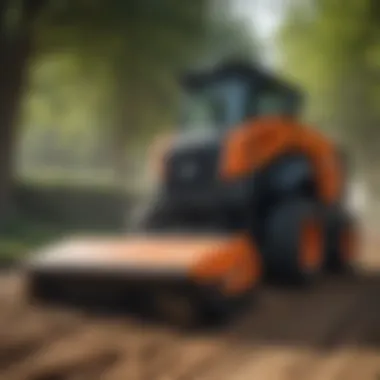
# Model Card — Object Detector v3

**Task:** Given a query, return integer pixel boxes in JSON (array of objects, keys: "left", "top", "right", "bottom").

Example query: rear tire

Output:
[{"left": 264, "top": 199, "right": 325, "bottom": 285}]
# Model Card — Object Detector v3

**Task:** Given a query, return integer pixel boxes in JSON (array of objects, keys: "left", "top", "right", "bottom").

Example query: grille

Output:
[{"left": 165, "top": 145, "right": 220, "bottom": 193}]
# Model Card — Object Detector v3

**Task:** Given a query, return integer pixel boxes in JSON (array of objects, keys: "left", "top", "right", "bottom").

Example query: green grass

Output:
[
  {"left": 0, "top": 169, "right": 141, "bottom": 264},
  {"left": 0, "top": 215, "right": 67, "bottom": 264},
  {"left": 0, "top": 214, "right": 129, "bottom": 265},
  {"left": 0, "top": 240, "right": 34, "bottom": 262}
]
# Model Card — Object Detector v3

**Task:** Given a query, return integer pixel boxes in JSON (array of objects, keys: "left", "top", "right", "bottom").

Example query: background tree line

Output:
[
  {"left": 1, "top": 0, "right": 258, "bottom": 211},
  {"left": 0, "top": 0, "right": 379, "bottom": 240},
  {"left": 278, "top": 0, "right": 379, "bottom": 176}
]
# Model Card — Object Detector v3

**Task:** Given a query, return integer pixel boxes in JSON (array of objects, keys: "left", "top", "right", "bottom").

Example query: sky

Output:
[
  {"left": 229, "top": 0, "right": 289, "bottom": 67},
  {"left": 232, "top": 0, "right": 285, "bottom": 39}
]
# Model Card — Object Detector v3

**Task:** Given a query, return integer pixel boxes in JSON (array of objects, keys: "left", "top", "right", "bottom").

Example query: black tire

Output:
[
  {"left": 264, "top": 199, "right": 325, "bottom": 285},
  {"left": 324, "top": 206, "right": 357, "bottom": 274}
]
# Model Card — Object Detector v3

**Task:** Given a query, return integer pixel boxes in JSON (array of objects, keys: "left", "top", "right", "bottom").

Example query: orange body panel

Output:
[
  {"left": 298, "top": 218, "right": 324, "bottom": 272},
  {"left": 32, "top": 234, "right": 261, "bottom": 296},
  {"left": 190, "top": 234, "right": 261, "bottom": 295},
  {"left": 221, "top": 116, "right": 343, "bottom": 205}
]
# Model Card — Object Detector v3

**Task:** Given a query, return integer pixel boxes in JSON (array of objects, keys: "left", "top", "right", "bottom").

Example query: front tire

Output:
[
  {"left": 264, "top": 199, "right": 325, "bottom": 285},
  {"left": 324, "top": 207, "right": 358, "bottom": 274}
]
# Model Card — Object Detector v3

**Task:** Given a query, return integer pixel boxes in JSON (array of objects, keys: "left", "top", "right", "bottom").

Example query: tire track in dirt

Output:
[
  {"left": 200, "top": 277, "right": 368, "bottom": 380},
  {"left": 99, "top": 320, "right": 182, "bottom": 380},
  {"left": 147, "top": 279, "right": 346, "bottom": 380},
  {"left": 36, "top": 275, "right": 376, "bottom": 380},
  {"left": 336, "top": 351, "right": 380, "bottom": 380},
  {"left": 0, "top": 311, "right": 84, "bottom": 373},
  {"left": 0, "top": 276, "right": 86, "bottom": 375},
  {"left": 2, "top": 319, "right": 123, "bottom": 380},
  {"left": 56, "top": 294, "right": 269, "bottom": 380},
  {"left": 0, "top": 274, "right": 117, "bottom": 379},
  {"left": 137, "top": 297, "right": 269, "bottom": 380},
  {"left": 0, "top": 272, "right": 186, "bottom": 380},
  {"left": 283, "top": 292, "right": 379, "bottom": 380},
  {"left": 333, "top": 288, "right": 380, "bottom": 380},
  {"left": 167, "top": 294, "right": 292, "bottom": 380},
  {"left": 0, "top": 270, "right": 379, "bottom": 380},
  {"left": 190, "top": 287, "right": 318, "bottom": 379},
  {"left": 0, "top": 272, "right": 29, "bottom": 324}
]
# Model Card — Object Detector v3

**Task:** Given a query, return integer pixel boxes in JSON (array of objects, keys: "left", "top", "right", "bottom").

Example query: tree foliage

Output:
[
  {"left": 0, "top": 0, "right": 259, "bottom": 221},
  {"left": 278, "top": 0, "right": 379, "bottom": 165},
  {"left": 20, "top": 1, "right": 258, "bottom": 177},
  {"left": 0, "top": 0, "right": 47, "bottom": 217}
]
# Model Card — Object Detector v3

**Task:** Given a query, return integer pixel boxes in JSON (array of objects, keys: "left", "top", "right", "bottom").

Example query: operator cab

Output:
[
  {"left": 179, "top": 61, "right": 302, "bottom": 136},
  {"left": 160, "top": 62, "right": 303, "bottom": 230}
]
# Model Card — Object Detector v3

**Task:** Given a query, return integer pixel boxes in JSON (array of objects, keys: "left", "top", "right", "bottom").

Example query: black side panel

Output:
[
  {"left": 248, "top": 153, "right": 317, "bottom": 245},
  {"left": 165, "top": 142, "right": 220, "bottom": 194},
  {"left": 262, "top": 154, "right": 315, "bottom": 198}
]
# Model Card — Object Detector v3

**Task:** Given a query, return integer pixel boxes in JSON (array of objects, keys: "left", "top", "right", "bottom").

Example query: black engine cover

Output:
[{"left": 164, "top": 131, "right": 222, "bottom": 196}]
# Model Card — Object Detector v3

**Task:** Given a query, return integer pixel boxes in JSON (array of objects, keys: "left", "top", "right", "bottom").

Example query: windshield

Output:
[
  {"left": 179, "top": 77, "right": 300, "bottom": 133},
  {"left": 180, "top": 80, "right": 248, "bottom": 133},
  {"left": 250, "top": 87, "right": 300, "bottom": 118}
]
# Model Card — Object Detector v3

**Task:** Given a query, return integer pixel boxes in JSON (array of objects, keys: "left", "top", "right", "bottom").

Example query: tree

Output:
[
  {"left": 0, "top": 0, "right": 48, "bottom": 218},
  {"left": 199, "top": 10, "right": 259, "bottom": 65},
  {"left": 0, "top": 0, "right": 259, "bottom": 212},
  {"left": 278, "top": 0, "right": 380, "bottom": 168},
  {"left": 0, "top": 0, "right": 210, "bottom": 215},
  {"left": 30, "top": 0, "right": 210, "bottom": 178},
  {"left": 20, "top": 1, "right": 259, "bottom": 179}
]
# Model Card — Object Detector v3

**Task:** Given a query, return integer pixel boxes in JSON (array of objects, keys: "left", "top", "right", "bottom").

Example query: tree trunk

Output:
[{"left": 0, "top": 1, "right": 39, "bottom": 221}]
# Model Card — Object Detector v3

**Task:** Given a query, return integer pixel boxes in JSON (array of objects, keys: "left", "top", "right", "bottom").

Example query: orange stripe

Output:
[
  {"left": 190, "top": 235, "right": 262, "bottom": 296},
  {"left": 220, "top": 116, "right": 343, "bottom": 205}
]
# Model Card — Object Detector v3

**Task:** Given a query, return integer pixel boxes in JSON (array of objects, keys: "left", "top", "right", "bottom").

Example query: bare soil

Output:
[{"left": 0, "top": 227, "right": 379, "bottom": 380}]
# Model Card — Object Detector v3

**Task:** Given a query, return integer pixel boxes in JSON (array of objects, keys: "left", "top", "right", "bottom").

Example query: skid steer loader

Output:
[{"left": 24, "top": 61, "right": 357, "bottom": 326}]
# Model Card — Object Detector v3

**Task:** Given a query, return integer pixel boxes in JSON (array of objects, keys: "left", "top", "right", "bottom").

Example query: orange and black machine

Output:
[{"left": 25, "top": 61, "right": 357, "bottom": 326}]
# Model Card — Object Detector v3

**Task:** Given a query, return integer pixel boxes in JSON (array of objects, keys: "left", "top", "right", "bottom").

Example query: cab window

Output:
[
  {"left": 180, "top": 79, "right": 248, "bottom": 133},
  {"left": 247, "top": 87, "right": 300, "bottom": 118}
]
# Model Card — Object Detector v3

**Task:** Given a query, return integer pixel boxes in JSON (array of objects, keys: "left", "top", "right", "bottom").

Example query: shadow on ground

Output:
[{"left": 25, "top": 269, "right": 380, "bottom": 350}]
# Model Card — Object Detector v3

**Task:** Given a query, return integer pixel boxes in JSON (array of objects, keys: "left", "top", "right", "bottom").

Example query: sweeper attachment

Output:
[
  {"left": 25, "top": 234, "right": 261, "bottom": 326},
  {"left": 24, "top": 60, "right": 358, "bottom": 326}
]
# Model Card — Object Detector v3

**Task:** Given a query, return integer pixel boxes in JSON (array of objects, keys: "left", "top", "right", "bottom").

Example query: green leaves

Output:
[
  {"left": 278, "top": 0, "right": 380, "bottom": 163},
  {"left": 20, "top": 0, "right": 258, "bottom": 178}
]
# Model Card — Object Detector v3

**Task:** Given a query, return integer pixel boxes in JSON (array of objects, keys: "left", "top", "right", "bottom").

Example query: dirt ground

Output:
[{"left": 0, "top": 226, "right": 380, "bottom": 380}]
